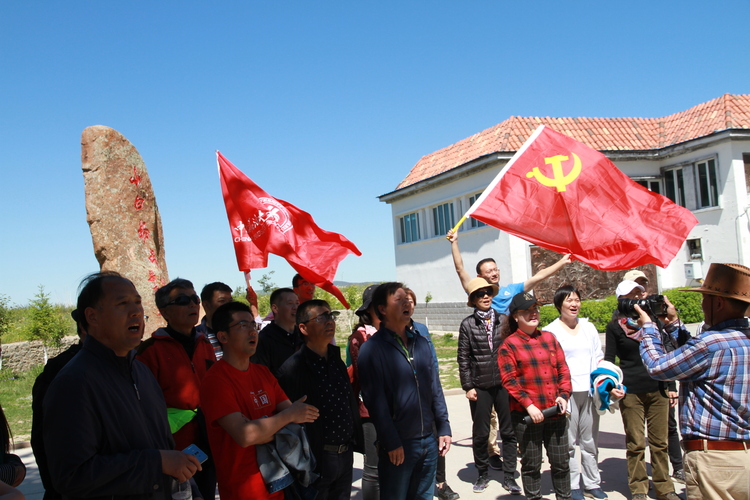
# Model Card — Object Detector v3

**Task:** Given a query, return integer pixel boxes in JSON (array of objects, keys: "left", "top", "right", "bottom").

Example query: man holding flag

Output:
[{"left": 447, "top": 229, "right": 570, "bottom": 315}]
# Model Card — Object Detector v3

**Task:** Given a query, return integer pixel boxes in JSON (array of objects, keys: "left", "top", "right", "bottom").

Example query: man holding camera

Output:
[
  {"left": 604, "top": 280, "right": 683, "bottom": 500},
  {"left": 639, "top": 263, "right": 750, "bottom": 500}
]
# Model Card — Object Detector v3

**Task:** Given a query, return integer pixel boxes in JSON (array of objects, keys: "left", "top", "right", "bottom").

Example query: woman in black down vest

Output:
[{"left": 457, "top": 278, "right": 520, "bottom": 495}]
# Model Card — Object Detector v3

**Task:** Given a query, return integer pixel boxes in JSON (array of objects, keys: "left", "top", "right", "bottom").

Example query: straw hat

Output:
[
  {"left": 623, "top": 270, "right": 647, "bottom": 283},
  {"left": 466, "top": 278, "right": 499, "bottom": 307},
  {"left": 685, "top": 263, "right": 750, "bottom": 304}
]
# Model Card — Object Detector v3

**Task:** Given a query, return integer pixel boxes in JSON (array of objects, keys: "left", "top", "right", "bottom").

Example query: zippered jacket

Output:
[
  {"left": 137, "top": 327, "right": 216, "bottom": 450},
  {"left": 358, "top": 326, "right": 451, "bottom": 453},
  {"left": 43, "top": 335, "right": 174, "bottom": 500}
]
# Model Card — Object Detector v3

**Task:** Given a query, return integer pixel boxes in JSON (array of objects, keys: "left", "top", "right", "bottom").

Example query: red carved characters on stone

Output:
[
  {"left": 134, "top": 195, "right": 145, "bottom": 210},
  {"left": 129, "top": 166, "right": 141, "bottom": 187},
  {"left": 137, "top": 221, "right": 150, "bottom": 242},
  {"left": 148, "top": 248, "right": 157, "bottom": 264}
]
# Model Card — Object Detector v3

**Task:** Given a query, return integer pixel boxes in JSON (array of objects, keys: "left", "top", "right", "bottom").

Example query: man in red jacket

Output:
[{"left": 138, "top": 278, "right": 217, "bottom": 500}]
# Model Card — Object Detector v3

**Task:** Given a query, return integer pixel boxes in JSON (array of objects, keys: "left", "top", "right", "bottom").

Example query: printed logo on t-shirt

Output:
[{"left": 250, "top": 390, "right": 272, "bottom": 410}]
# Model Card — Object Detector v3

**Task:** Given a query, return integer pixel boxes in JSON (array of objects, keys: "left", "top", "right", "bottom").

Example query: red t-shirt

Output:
[{"left": 200, "top": 360, "right": 288, "bottom": 500}]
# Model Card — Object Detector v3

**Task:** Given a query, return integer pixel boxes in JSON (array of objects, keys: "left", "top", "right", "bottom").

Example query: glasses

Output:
[
  {"left": 228, "top": 320, "right": 257, "bottom": 332},
  {"left": 304, "top": 311, "right": 340, "bottom": 324},
  {"left": 166, "top": 294, "right": 200, "bottom": 307},
  {"left": 471, "top": 289, "right": 493, "bottom": 299}
]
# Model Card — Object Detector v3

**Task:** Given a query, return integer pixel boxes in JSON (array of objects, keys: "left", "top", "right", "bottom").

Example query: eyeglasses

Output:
[
  {"left": 166, "top": 294, "right": 201, "bottom": 307},
  {"left": 228, "top": 320, "right": 257, "bottom": 332},
  {"left": 304, "top": 311, "right": 340, "bottom": 324}
]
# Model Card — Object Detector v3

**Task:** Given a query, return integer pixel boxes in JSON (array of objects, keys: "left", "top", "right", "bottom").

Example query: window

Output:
[
  {"left": 696, "top": 159, "right": 718, "bottom": 208},
  {"left": 399, "top": 212, "right": 420, "bottom": 243},
  {"left": 468, "top": 193, "right": 487, "bottom": 228},
  {"left": 636, "top": 180, "right": 661, "bottom": 195},
  {"left": 664, "top": 168, "right": 686, "bottom": 207},
  {"left": 432, "top": 202, "right": 455, "bottom": 236}
]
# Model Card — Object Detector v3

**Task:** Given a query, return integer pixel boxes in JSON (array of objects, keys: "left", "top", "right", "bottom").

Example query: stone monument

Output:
[{"left": 81, "top": 125, "right": 168, "bottom": 330}]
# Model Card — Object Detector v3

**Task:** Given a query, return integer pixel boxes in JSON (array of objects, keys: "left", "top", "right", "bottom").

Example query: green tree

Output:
[
  {"left": 257, "top": 272, "right": 277, "bottom": 295},
  {"left": 0, "top": 294, "right": 10, "bottom": 340},
  {"left": 27, "top": 286, "right": 69, "bottom": 359}
]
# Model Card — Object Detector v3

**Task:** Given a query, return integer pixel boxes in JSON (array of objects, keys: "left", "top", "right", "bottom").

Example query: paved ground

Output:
[{"left": 14, "top": 388, "right": 686, "bottom": 500}]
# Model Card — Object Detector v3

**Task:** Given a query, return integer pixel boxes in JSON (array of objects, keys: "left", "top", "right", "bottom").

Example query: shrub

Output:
[
  {"left": 540, "top": 290, "right": 704, "bottom": 332},
  {"left": 664, "top": 288, "right": 704, "bottom": 324}
]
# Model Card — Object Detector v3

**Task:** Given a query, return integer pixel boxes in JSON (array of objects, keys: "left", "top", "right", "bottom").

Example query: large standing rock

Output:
[{"left": 81, "top": 126, "right": 168, "bottom": 330}]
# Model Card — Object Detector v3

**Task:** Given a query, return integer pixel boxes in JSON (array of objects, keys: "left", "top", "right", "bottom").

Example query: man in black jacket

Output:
[
  {"left": 251, "top": 288, "right": 301, "bottom": 377},
  {"left": 31, "top": 309, "right": 86, "bottom": 500},
  {"left": 277, "top": 299, "right": 362, "bottom": 500},
  {"left": 43, "top": 272, "right": 202, "bottom": 500}
]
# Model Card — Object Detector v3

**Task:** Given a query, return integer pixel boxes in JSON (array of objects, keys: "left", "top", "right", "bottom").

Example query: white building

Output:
[{"left": 379, "top": 94, "right": 750, "bottom": 310}]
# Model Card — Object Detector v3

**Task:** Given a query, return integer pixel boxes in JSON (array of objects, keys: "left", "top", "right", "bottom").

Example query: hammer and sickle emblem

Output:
[{"left": 526, "top": 153, "right": 582, "bottom": 192}]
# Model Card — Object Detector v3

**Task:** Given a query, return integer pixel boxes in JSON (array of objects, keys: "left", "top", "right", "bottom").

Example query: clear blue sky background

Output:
[{"left": 1, "top": 1, "right": 748, "bottom": 306}]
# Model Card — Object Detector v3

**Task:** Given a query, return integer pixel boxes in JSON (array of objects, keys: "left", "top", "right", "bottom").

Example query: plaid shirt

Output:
[
  {"left": 498, "top": 329, "right": 572, "bottom": 413},
  {"left": 640, "top": 318, "right": 750, "bottom": 441}
]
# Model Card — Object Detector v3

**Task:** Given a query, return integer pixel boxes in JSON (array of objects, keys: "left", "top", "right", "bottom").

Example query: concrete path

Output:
[{"left": 15, "top": 390, "right": 685, "bottom": 500}]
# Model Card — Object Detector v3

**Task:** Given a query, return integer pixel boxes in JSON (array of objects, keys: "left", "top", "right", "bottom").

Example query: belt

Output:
[
  {"left": 322, "top": 444, "right": 349, "bottom": 453},
  {"left": 682, "top": 439, "right": 750, "bottom": 451}
]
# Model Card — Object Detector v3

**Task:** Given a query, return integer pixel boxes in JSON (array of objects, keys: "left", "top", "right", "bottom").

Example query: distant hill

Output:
[{"left": 332, "top": 281, "right": 377, "bottom": 287}]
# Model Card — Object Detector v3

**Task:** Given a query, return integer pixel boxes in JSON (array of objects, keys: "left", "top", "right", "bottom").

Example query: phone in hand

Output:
[{"left": 182, "top": 443, "right": 208, "bottom": 464}]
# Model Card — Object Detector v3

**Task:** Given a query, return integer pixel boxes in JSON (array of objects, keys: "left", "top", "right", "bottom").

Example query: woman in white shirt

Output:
[{"left": 543, "top": 285, "right": 612, "bottom": 500}]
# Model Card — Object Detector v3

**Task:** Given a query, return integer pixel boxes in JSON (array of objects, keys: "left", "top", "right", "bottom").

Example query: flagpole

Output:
[{"left": 446, "top": 216, "right": 467, "bottom": 239}]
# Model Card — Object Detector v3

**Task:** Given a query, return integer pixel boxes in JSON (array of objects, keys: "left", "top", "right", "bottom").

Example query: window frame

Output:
[{"left": 399, "top": 211, "right": 421, "bottom": 244}]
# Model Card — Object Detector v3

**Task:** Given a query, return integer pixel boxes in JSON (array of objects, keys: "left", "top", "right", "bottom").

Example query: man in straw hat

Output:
[{"left": 637, "top": 263, "right": 750, "bottom": 500}]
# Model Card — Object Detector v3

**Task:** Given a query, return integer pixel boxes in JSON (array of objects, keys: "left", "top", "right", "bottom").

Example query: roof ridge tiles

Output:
[{"left": 395, "top": 94, "right": 750, "bottom": 190}]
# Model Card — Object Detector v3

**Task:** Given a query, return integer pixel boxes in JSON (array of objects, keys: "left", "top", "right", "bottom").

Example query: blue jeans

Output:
[{"left": 378, "top": 434, "right": 438, "bottom": 500}]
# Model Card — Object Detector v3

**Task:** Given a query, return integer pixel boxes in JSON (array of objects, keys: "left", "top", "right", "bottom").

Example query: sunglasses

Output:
[
  {"left": 304, "top": 311, "right": 340, "bottom": 324},
  {"left": 166, "top": 294, "right": 201, "bottom": 307},
  {"left": 471, "top": 289, "right": 493, "bottom": 299}
]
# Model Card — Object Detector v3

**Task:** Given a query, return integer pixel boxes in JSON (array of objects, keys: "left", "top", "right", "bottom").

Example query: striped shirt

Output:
[{"left": 640, "top": 318, "right": 750, "bottom": 441}]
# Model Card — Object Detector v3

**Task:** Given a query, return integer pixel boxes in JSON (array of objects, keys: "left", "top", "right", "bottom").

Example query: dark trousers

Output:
[
  {"left": 512, "top": 412, "right": 571, "bottom": 500},
  {"left": 667, "top": 405, "right": 683, "bottom": 472},
  {"left": 469, "top": 386, "right": 518, "bottom": 477},
  {"left": 314, "top": 449, "right": 354, "bottom": 500},
  {"left": 361, "top": 420, "right": 380, "bottom": 500},
  {"left": 193, "top": 458, "right": 216, "bottom": 500}
]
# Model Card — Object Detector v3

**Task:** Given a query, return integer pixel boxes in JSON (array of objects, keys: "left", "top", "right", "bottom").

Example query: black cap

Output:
[
  {"left": 355, "top": 284, "right": 379, "bottom": 316},
  {"left": 508, "top": 292, "right": 540, "bottom": 315}
]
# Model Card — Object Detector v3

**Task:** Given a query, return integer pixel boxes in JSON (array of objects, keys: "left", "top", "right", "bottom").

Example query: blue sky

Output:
[{"left": 1, "top": 1, "right": 748, "bottom": 306}]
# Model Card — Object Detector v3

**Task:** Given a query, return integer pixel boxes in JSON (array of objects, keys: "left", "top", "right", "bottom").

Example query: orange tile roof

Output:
[{"left": 396, "top": 93, "right": 750, "bottom": 190}]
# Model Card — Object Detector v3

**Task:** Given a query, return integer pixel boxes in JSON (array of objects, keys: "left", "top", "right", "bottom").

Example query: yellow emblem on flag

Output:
[{"left": 526, "top": 153, "right": 582, "bottom": 192}]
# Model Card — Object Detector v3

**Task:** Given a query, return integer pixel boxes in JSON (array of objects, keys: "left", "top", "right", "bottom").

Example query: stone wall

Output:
[{"left": 1, "top": 336, "right": 79, "bottom": 373}]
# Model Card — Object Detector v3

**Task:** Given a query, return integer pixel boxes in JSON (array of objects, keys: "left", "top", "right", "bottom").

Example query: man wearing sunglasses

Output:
[
  {"left": 277, "top": 300, "right": 362, "bottom": 500},
  {"left": 138, "top": 278, "right": 218, "bottom": 500}
]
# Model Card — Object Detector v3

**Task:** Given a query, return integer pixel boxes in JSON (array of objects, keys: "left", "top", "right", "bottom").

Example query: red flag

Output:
[
  {"left": 217, "top": 152, "right": 361, "bottom": 308},
  {"left": 467, "top": 125, "right": 698, "bottom": 270}
]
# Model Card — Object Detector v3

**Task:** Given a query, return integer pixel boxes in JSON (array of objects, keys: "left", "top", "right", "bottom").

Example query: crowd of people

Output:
[{"left": 1, "top": 235, "right": 749, "bottom": 500}]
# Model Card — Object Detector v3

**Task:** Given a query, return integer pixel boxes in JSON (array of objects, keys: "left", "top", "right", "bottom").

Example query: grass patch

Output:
[{"left": 0, "top": 364, "right": 43, "bottom": 443}]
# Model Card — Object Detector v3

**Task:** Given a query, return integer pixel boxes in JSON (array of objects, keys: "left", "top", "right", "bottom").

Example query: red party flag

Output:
[
  {"left": 466, "top": 125, "right": 698, "bottom": 270},
  {"left": 218, "top": 151, "right": 361, "bottom": 308}
]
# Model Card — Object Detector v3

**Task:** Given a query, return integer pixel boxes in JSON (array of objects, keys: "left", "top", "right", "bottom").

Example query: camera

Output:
[{"left": 617, "top": 294, "right": 668, "bottom": 319}]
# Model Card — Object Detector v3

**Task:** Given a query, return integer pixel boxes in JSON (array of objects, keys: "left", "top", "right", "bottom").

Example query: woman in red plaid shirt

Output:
[{"left": 498, "top": 292, "right": 573, "bottom": 500}]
